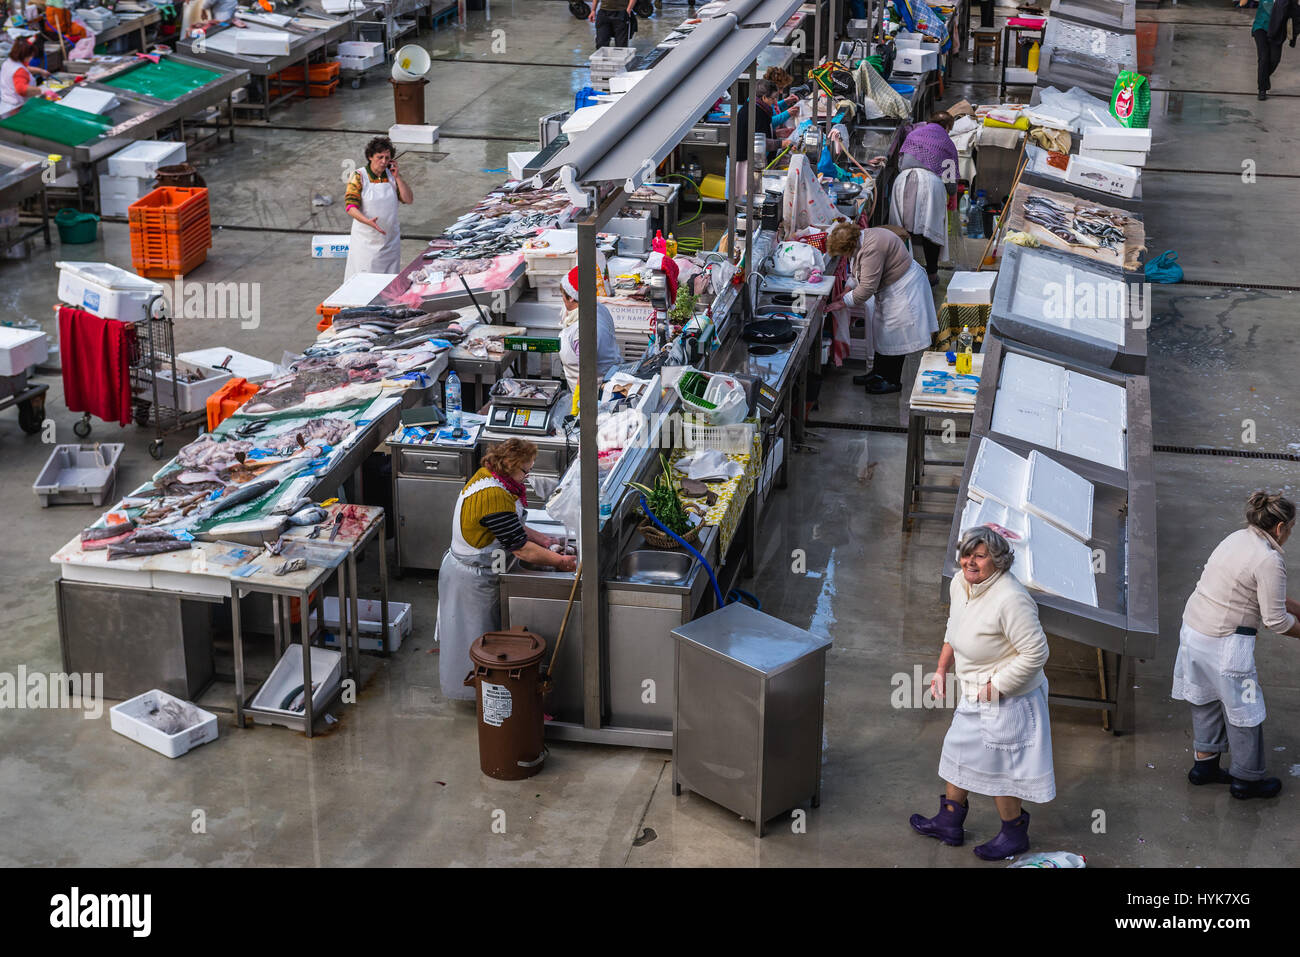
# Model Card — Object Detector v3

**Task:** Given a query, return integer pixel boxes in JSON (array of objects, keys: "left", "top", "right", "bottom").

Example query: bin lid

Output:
[
  {"left": 469, "top": 627, "right": 547, "bottom": 668},
  {"left": 671, "top": 602, "right": 831, "bottom": 678}
]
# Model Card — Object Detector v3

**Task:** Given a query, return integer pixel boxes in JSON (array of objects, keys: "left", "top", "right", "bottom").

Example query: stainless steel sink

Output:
[{"left": 617, "top": 550, "right": 694, "bottom": 584}]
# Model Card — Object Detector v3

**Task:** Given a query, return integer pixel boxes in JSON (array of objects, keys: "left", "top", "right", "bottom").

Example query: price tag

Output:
[{"left": 756, "top": 383, "right": 779, "bottom": 414}]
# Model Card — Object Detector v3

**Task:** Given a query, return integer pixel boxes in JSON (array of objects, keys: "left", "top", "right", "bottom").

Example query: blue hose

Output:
[{"left": 638, "top": 495, "right": 761, "bottom": 610}]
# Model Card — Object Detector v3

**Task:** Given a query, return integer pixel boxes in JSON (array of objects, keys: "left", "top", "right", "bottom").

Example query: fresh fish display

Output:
[
  {"left": 1022, "top": 194, "right": 1130, "bottom": 252},
  {"left": 208, "top": 479, "right": 279, "bottom": 517},
  {"left": 107, "top": 538, "right": 191, "bottom": 560},
  {"left": 492, "top": 379, "right": 552, "bottom": 400},
  {"left": 80, "top": 520, "right": 137, "bottom": 549},
  {"left": 285, "top": 505, "right": 329, "bottom": 526}
]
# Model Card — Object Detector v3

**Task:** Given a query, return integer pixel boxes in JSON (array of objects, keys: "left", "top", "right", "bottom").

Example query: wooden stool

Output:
[{"left": 971, "top": 27, "right": 1000, "bottom": 65}]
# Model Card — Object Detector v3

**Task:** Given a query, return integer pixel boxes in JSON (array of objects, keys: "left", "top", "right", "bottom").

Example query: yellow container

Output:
[
  {"left": 699, "top": 173, "right": 727, "bottom": 201},
  {"left": 1026, "top": 41, "right": 1040, "bottom": 72}
]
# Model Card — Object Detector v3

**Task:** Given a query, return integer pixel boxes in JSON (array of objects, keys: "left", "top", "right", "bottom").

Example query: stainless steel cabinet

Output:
[{"left": 391, "top": 443, "right": 477, "bottom": 573}]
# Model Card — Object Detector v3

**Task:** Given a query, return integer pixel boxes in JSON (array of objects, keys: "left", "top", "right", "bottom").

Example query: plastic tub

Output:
[
  {"left": 110, "top": 689, "right": 218, "bottom": 758},
  {"left": 312, "top": 598, "right": 412, "bottom": 652},
  {"left": 57, "top": 260, "right": 165, "bottom": 319},
  {"left": 55, "top": 209, "right": 100, "bottom": 244},
  {"left": 32, "top": 442, "right": 124, "bottom": 507}
]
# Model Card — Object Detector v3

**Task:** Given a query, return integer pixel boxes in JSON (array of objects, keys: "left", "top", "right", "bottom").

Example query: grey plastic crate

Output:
[{"left": 33, "top": 443, "right": 124, "bottom": 508}]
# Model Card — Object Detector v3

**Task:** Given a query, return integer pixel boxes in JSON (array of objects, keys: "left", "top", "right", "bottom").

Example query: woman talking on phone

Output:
[{"left": 344, "top": 136, "right": 412, "bottom": 279}]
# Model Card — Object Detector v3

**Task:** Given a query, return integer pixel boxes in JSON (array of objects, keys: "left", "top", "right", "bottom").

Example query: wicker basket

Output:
[{"left": 638, "top": 518, "right": 702, "bottom": 551}]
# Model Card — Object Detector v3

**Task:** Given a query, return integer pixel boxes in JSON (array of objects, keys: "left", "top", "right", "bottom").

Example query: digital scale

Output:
[{"left": 485, "top": 378, "right": 567, "bottom": 436}]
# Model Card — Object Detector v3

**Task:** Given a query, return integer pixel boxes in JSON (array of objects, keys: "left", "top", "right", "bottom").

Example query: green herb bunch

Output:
[{"left": 628, "top": 454, "right": 692, "bottom": 534}]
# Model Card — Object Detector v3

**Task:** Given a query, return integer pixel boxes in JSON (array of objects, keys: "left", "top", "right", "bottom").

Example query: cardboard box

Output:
[
  {"left": 1080, "top": 146, "right": 1147, "bottom": 168},
  {"left": 1081, "top": 126, "right": 1152, "bottom": 152},
  {"left": 1066, "top": 153, "right": 1140, "bottom": 198},
  {"left": 312, "top": 234, "right": 351, "bottom": 258}
]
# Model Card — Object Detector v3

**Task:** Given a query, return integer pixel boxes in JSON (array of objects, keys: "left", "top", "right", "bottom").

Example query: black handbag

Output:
[
  {"left": 633, "top": 0, "right": 653, "bottom": 15},
  {"left": 569, "top": 0, "right": 591, "bottom": 18}
]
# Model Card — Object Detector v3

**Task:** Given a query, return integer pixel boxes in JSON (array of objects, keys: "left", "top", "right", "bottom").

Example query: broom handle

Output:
[
  {"left": 545, "top": 561, "right": 582, "bottom": 679},
  {"left": 975, "top": 139, "right": 1027, "bottom": 271}
]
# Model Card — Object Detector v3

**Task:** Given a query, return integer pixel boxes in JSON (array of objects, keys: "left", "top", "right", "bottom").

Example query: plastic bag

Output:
[
  {"left": 1110, "top": 71, "right": 1150, "bottom": 129},
  {"left": 545, "top": 459, "right": 583, "bottom": 534},
  {"left": 1144, "top": 249, "right": 1182, "bottom": 284},
  {"left": 771, "top": 240, "right": 827, "bottom": 277}
]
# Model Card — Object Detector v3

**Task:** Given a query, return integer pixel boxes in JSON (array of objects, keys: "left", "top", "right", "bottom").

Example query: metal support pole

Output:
[
  {"left": 726, "top": 79, "right": 739, "bottom": 261},
  {"left": 577, "top": 213, "right": 601, "bottom": 731},
  {"left": 826, "top": 0, "right": 838, "bottom": 137},
  {"left": 744, "top": 61, "right": 757, "bottom": 274}
]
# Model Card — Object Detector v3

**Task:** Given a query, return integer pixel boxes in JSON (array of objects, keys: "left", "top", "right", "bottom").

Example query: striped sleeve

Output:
[
  {"left": 345, "top": 170, "right": 363, "bottom": 210},
  {"left": 480, "top": 512, "right": 527, "bottom": 551}
]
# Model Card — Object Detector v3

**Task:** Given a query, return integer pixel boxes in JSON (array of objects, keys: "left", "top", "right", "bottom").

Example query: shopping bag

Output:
[
  {"left": 1144, "top": 249, "right": 1183, "bottom": 284},
  {"left": 1110, "top": 71, "right": 1151, "bottom": 128}
]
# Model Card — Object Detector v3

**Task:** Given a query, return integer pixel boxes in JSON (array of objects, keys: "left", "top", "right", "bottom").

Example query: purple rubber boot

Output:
[
  {"left": 973, "top": 811, "right": 1031, "bottom": 861},
  {"left": 909, "top": 795, "right": 968, "bottom": 846}
]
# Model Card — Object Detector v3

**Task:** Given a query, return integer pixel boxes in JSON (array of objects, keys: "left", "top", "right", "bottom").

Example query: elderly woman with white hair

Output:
[{"left": 910, "top": 525, "right": 1055, "bottom": 860}]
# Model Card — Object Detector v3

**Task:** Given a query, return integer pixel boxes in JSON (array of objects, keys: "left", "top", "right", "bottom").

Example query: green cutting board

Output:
[
  {"left": 100, "top": 58, "right": 222, "bottom": 101},
  {"left": 0, "top": 97, "right": 113, "bottom": 146}
]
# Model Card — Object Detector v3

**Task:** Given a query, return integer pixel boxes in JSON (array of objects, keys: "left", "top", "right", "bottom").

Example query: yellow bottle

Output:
[
  {"left": 1026, "top": 41, "right": 1040, "bottom": 73},
  {"left": 666, "top": 233, "right": 678, "bottom": 258},
  {"left": 955, "top": 325, "right": 973, "bottom": 375}
]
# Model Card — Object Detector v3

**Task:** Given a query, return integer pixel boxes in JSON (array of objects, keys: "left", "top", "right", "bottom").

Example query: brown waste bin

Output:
[
  {"left": 390, "top": 77, "right": 429, "bottom": 126},
  {"left": 155, "top": 163, "right": 205, "bottom": 188},
  {"left": 464, "top": 627, "right": 547, "bottom": 780}
]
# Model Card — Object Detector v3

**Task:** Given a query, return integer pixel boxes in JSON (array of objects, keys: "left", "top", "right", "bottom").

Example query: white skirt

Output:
[
  {"left": 938, "top": 681, "right": 1056, "bottom": 803},
  {"left": 1171, "top": 622, "right": 1265, "bottom": 727}
]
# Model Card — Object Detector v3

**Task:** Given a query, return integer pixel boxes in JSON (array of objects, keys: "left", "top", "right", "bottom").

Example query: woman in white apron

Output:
[
  {"left": 829, "top": 222, "right": 938, "bottom": 395},
  {"left": 1174, "top": 491, "right": 1300, "bottom": 799},
  {"left": 911, "top": 526, "right": 1055, "bottom": 861},
  {"left": 1, "top": 39, "right": 50, "bottom": 115},
  {"left": 344, "top": 136, "right": 411, "bottom": 280},
  {"left": 434, "top": 438, "right": 575, "bottom": 701}
]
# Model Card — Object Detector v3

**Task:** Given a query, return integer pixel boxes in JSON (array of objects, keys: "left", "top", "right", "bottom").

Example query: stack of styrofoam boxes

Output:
[
  {"left": 606, "top": 207, "right": 651, "bottom": 256},
  {"left": 100, "top": 140, "right": 187, "bottom": 218},
  {"left": 589, "top": 45, "right": 637, "bottom": 92},
  {"left": 893, "top": 31, "right": 939, "bottom": 74},
  {"left": 334, "top": 39, "right": 385, "bottom": 73},
  {"left": 523, "top": 228, "right": 579, "bottom": 304},
  {"left": 1075, "top": 127, "right": 1149, "bottom": 199}
]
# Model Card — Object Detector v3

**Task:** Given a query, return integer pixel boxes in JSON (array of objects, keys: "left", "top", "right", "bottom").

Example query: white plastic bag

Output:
[{"left": 770, "top": 240, "right": 827, "bottom": 277}]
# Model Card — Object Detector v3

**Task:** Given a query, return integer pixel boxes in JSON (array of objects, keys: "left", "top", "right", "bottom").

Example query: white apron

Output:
[
  {"left": 1, "top": 59, "right": 29, "bottom": 114},
  {"left": 434, "top": 474, "right": 526, "bottom": 701},
  {"left": 1171, "top": 622, "right": 1266, "bottom": 727},
  {"left": 345, "top": 167, "right": 401, "bottom": 280},
  {"left": 889, "top": 166, "right": 949, "bottom": 261},
  {"left": 938, "top": 681, "right": 1056, "bottom": 804},
  {"left": 558, "top": 311, "right": 582, "bottom": 395},
  {"left": 873, "top": 259, "right": 938, "bottom": 356}
]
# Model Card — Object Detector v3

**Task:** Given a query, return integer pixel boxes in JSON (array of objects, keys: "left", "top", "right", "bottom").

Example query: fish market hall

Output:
[{"left": 0, "top": 0, "right": 1293, "bottom": 873}]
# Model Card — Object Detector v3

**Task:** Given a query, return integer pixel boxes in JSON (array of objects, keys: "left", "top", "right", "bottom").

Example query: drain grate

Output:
[
  {"left": 1174, "top": 280, "right": 1300, "bottom": 291},
  {"left": 807, "top": 420, "right": 969, "bottom": 438}
]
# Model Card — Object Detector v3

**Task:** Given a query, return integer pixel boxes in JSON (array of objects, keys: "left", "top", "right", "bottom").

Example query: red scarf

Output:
[{"left": 492, "top": 470, "right": 527, "bottom": 508}]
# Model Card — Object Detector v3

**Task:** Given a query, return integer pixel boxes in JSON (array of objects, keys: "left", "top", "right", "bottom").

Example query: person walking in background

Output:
[
  {"left": 1252, "top": 0, "right": 1300, "bottom": 99},
  {"left": 1173, "top": 491, "right": 1300, "bottom": 798},
  {"left": 589, "top": 0, "right": 635, "bottom": 47}
]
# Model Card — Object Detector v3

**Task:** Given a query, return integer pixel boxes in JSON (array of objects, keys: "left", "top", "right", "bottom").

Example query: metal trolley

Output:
[{"left": 72, "top": 296, "right": 205, "bottom": 459}]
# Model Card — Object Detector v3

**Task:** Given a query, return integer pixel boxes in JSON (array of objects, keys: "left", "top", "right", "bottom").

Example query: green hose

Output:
[{"left": 660, "top": 172, "right": 705, "bottom": 227}]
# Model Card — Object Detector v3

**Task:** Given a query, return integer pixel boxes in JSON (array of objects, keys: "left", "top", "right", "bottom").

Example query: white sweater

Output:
[{"left": 944, "top": 570, "right": 1049, "bottom": 700}]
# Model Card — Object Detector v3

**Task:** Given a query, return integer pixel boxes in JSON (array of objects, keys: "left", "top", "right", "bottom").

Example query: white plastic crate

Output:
[
  {"left": 679, "top": 416, "right": 758, "bottom": 454},
  {"left": 110, "top": 689, "right": 218, "bottom": 758},
  {"left": 33, "top": 442, "right": 124, "bottom": 507},
  {"left": 98, "top": 173, "right": 154, "bottom": 218},
  {"left": 249, "top": 643, "right": 342, "bottom": 717},
  {"left": 311, "top": 598, "right": 412, "bottom": 652},
  {"left": 0, "top": 326, "right": 48, "bottom": 376},
  {"left": 336, "top": 40, "right": 384, "bottom": 71},
  {"left": 388, "top": 124, "right": 440, "bottom": 148}
]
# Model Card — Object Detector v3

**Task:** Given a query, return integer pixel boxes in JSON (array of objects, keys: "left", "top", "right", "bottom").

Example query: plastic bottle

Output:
[
  {"left": 966, "top": 190, "right": 986, "bottom": 239},
  {"left": 1026, "top": 41, "right": 1040, "bottom": 73},
  {"left": 958, "top": 191, "right": 970, "bottom": 232},
  {"left": 444, "top": 369, "right": 462, "bottom": 429},
  {"left": 652, "top": 230, "right": 666, "bottom": 254},
  {"left": 666, "top": 232, "right": 678, "bottom": 258},
  {"left": 955, "top": 325, "right": 973, "bottom": 374},
  {"left": 1009, "top": 851, "right": 1087, "bottom": 868}
]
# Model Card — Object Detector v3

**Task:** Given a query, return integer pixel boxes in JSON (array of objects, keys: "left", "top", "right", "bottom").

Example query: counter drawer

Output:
[
  {"left": 398, "top": 448, "right": 467, "bottom": 477},
  {"left": 684, "top": 124, "right": 723, "bottom": 145},
  {"left": 531, "top": 447, "right": 565, "bottom": 475}
]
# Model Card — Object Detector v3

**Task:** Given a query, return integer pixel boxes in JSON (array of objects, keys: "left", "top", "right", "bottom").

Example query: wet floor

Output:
[{"left": 0, "top": 0, "right": 1297, "bottom": 867}]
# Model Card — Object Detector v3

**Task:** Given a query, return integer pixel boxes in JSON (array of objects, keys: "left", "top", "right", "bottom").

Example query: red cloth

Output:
[{"left": 59, "top": 306, "right": 136, "bottom": 427}]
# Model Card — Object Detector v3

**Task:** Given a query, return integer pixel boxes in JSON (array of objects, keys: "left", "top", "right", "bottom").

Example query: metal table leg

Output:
[
  {"left": 377, "top": 515, "right": 391, "bottom": 655},
  {"left": 300, "top": 597, "right": 315, "bottom": 737},
  {"left": 232, "top": 586, "right": 246, "bottom": 728},
  {"left": 271, "top": 591, "right": 283, "bottom": 656},
  {"left": 346, "top": 551, "right": 361, "bottom": 679}
]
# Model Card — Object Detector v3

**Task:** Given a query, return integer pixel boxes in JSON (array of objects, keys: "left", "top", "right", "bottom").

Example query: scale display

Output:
[{"left": 490, "top": 405, "right": 551, "bottom": 433}]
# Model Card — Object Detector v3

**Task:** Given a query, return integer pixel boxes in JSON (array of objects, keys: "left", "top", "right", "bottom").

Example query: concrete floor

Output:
[{"left": 1, "top": 0, "right": 1298, "bottom": 867}]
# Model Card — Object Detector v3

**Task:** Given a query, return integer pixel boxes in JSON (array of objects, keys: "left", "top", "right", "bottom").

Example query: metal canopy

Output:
[
  {"left": 729, "top": 0, "right": 804, "bottom": 27},
  {"left": 538, "top": 14, "right": 774, "bottom": 193}
]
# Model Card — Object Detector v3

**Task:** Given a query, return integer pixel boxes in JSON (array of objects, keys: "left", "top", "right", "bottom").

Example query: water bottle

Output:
[
  {"left": 1009, "top": 851, "right": 1087, "bottom": 868},
  {"left": 444, "top": 369, "right": 462, "bottom": 429},
  {"left": 958, "top": 191, "right": 970, "bottom": 232},
  {"left": 966, "top": 191, "right": 986, "bottom": 239},
  {"left": 956, "top": 325, "right": 973, "bottom": 375}
]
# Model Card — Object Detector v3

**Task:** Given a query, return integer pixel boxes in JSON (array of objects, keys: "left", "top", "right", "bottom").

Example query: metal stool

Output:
[{"left": 971, "top": 27, "right": 1001, "bottom": 65}]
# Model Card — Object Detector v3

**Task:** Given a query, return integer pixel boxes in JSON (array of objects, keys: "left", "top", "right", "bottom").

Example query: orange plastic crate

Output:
[
  {"left": 269, "top": 78, "right": 339, "bottom": 98},
  {"left": 271, "top": 61, "right": 340, "bottom": 83},
  {"left": 134, "top": 246, "right": 208, "bottom": 279},
  {"left": 206, "top": 377, "right": 259, "bottom": 431},
  {"left": 130, "top": 222, "right": 211, "bottom": 261},
  {"left": 128, "top": 187, "right": 209, "bottom": 232}
]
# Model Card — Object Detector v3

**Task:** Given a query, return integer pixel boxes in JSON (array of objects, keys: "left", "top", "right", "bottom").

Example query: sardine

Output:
[
  {"left": 285, "top": 506, "right": 329, "bottom": 526},
  {"left": 81, "top": 520, "right": 136, "bottom": 543},
  {"left": 106, "top": 539, "right": 191, "bottom": 560}
]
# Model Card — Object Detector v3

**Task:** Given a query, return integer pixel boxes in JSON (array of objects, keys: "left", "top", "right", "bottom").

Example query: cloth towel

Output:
[
  {"left": 59, "top": 306, "right": 137, "bottom": 427},
  {"left": 889, "top": 167, "right": 949, "bottom": 262}
]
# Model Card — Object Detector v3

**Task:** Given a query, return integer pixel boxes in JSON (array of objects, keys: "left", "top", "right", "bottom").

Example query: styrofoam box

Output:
[
  {"left": 389, "top": 123, "right": 439, "bottom": 147},
  {"left": 248, "top": 643, "right": 342, "bottom": 717},
  {"left": 110, "top": 689, "right": 218, "bottom": 759},
  {"left": 144, "top": 359, "right": 232, "bottom": 412},
  {"left": 322, "top": 0, "right": 366, "bottom": 12},
  {"left": 311, "top": 597, "right": 412, "bottom": 653},
  {"left": 60, "top": 87, "right": 120, "bottom": 114},
  {"left": 98, "top": 173, "right": 154, "bottom": 218},
  {"left": 1004, "top": 67, "right": 1037, "bottom": 85},
  {"left": 0, "top": 326, "right": 48, "bottom": 376},
  {"left": 947, "top": 270, "right": 997, "bottom": 306},
  {"left": 508, "top": 150, "right": 538, "bottom": 181},
  {"left": 536, "top": 281, "right": 565, "bottom": 303},
  {"left": 1024, "top": 449, "right": 1093, "bottom": 541},
  {"left": 1080, "top": 146, "right": 1147, "bottom": 168},
  {"left": 337, "top": 53, "right": 383, "bottom": 72},
  {"left": 608, "top": 212, "right": 651, "bottom": 240},
  {"left": 312, "top": 234, "right": 351, "bottom": 258},
  {"left": 894, "top": 48, "right": 938, "bottom": 72},
  {"left": 107, "top": 140, "right": 187, "bottom": 178},
  {"left": 56, "top": 260, "right": 165, "bottom": 320},
  {"left": 1066, "top": 153, "right": 1139, "bottom": 198},
  {"left": 338, "top": 39, "right": 383, "bottom": 60},
  {"left": 178, "top": 347, "right": 278, "bottom": 384},
  {"left": 970, "top": 437, "right": 1029, "bottom": 508},
  {"left": 235, "top": 30, "right": 292, "bottom": 55},
  {"left": 895, "top": 32, "right": 940, "bottom": 53},
  {"left": 1081, "top": 126, "right": 1151, "bottom": 152},
  {"left": 609, "top": 70, "right": 651, "bottom": 93}
]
